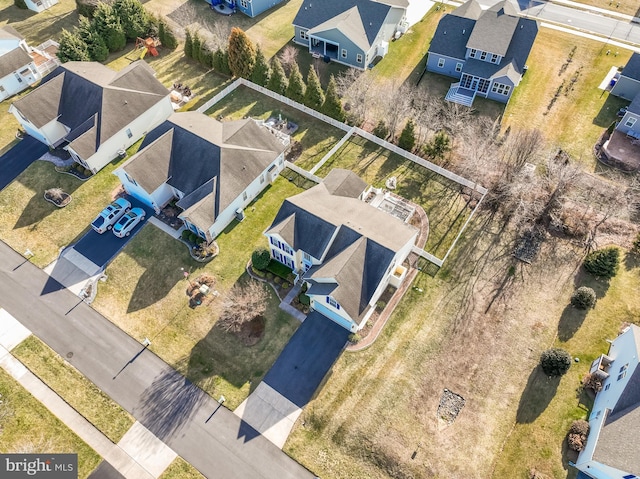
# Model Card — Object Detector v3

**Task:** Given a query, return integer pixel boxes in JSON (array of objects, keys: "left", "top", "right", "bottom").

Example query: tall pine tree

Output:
[
  {"left": 250, "top": 45, "right": 270, "bottom": 87},
  {"left": 303, "top": 66, "right": 324, "bottom": 110},
  {"left": 320, "top": 75, "right": 345, "bottom": 122},
  {"left": 77, "top": 16, "right": 109, "bottom": 62},
  {"left": 57, "top": 29, "right": 91, "bottom": 63},
  {"left": 91, "top": 3, "right": 126, "bottom": 52},
  {"left": 227, "top": 27, "right": 256, "bottom": 79},
  {"left": 112, "top": 0, "right": 149, "bottom": 41},
  {"left": 398, "top": 118, "right": 416, "bottom": 151},
  {"left": 285, "top": 62, "right": 305, "bottom": 103},
  {"left": 267, "top": 57, "right": 287, "bottom": 95},
  {"left": 184, "top": 29, "right": 193, "bottom": 59}
]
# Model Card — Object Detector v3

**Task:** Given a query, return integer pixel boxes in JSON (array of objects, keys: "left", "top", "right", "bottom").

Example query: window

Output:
[
  {"left": 437, "top": 58, "right": 445, "bottom": 68},
  {"left": 620, "top": 363, "right": 629, "bottom": 373},
  {"left": 478, "top": 78, "right": 490, "bottom": 94},
  {"left": 124, "top": 172, "right": 137, "bottom": 186},
  {"left": 455, "top": 62, "right": 463, "bottom": 72},
  {"left": 0, "top": 85, "right": 5, "bottom": 92},
  {"left": 490, "top": 53, "right": 499, "bottom": 64},
  {"left": 356, "top": 54, "right": 363, "bottom": 63},
  {"left": 270, "top": 236, "right": 277, "bottom": 247},
  {"left": 303, "top": 252, "right": 311, "bottom": 261},
  {"left": 300, "top": 30, "right": 308, "bottom": 40},
  {"left": 242, "top": 191, "right": 248, "bottom": 201},
  {"left": 480, "top": 51, "right": 487, "bottom": 61},
  {"left": 341, "top": 49, "right": 347, "bottom": 58},
  {"left": 260, "top": 174, "right": 265, "bottom": 184},
  {"left": 279, "top": 157, "right": 284, "bottom": 165},
  {"left": 469, "top": 49, "right": 477, "bottom": 58},
  {"left": 126, "top": 128, "right": 133, "bottom": 139},
  {"left": 625, "top": 117, "right": 637, "bottom": 128},
  {"left": 19, "top": 68, "right": 31, "bottom": 77},
  {"left": 240, "top": 0, "right": 248, "bottom": 7},
  {"left": 326, "top": 296, "right": 340, "bottom": 310},
  {"left": 15, "top": 73, "right": 22, "bottom": 83},
  {"left": 604, "top": 383, "right": 611, "bottom": 391},
  {"left": 491, "top": 82, "right": 511, "bottom": 96},
  {"left": 618, "top": 371, "right": 627, "bottom": 381}
]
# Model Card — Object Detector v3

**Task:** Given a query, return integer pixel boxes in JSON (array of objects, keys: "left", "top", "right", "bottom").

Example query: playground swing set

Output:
[{"left": 128, "top": 37, "right": 161, "bottom": 61}]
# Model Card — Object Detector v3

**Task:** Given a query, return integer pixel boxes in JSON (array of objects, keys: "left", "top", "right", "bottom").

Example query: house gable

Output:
[{"left": 0, "top": 47, "right": 33, "bottom": 80}]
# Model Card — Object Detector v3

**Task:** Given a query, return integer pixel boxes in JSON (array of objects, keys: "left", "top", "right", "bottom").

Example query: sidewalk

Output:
[{"left": 547, "top": 0, "right": 638, "bottom": 22}]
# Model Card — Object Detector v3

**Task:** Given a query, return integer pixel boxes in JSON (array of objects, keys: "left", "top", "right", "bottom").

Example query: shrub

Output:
[
  {"left": 157, "top": 18, "right": 178, "bottom": 50},
  {"left": 571, "top": 286, "right": 596, "bottom": 309},
  {"left": 265, "top": 272, "right": 273, "bottom": 280},
  {"left": 250, "top": 45, "right": 270, "bottom": 87},
  {"left": 376, "top": 300, "right": 386, "bottom": 310},
  {"left": 540, "top": 348, "right": 572, "bottom": 377},
  {"left": 303, "top": 65, "right": 325, "bottom": 110},
  {"left": 251, "top": 249, "right": 270, "bottom": 271},
  {"left": 181, "top": 230, "right": 191, "bottom": 241},
  {"left": 195, "top": 236, "right": 204, "bottom": 244},
  {"left": 83, "top": 168, "right": 92, "bottom": 176},
  {"left": 569, "top": 419, "right": 590, "bottom": 436},
  {"left": 348, "top": 333, "right": 361, "bottom": 344},
  {"left": 567, "top": 419, "right": 590, "bottom": 452},
  {"left": 398, "top": 118, "right": 416, "bottom": 151},
  {"left": 188, "top": 232, "right": 197, "bottom": 243},
  {"left": 57, "top": 29, "right": 90, "bottom": 63},
  {"left": 282, "top": 282, "right": 290, "bottom": 289},
  {"left": 583, "top": 247, "right": 620, "bottom": 279},
  {"left": 184, "top": 29, "right": 193, "bottom": 59},
  {"left": 632, "top": 232, "right": 640, "bottom": 256},
  {"left": 373, "top": 119, "right": 389, "bottom": 139},
  {"left": 298, "top": 293, "right": 310, "bottom": 306},
  {"left": 274, "top": 276, "right": 282, "bottom": 284},
  {"left": 252, "top": 269, "right": 266, "bottom": 278},
  {"left": 285, "top": 62, "right": 305, "bottom": 103},
  {"left": 267, "top": 57, "right": 287, "bottom": 94}
]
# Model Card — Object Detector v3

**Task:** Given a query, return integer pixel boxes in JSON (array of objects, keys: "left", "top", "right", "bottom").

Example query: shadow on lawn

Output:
[
  {"left": 592, "top": 92, "right": 628, "bottom": 128},
  {"left": 516, "top": 365, "right": 561, "bottom": 424},
  {"left": 557, "top": 304, "right": 589, "bottom": 342}
]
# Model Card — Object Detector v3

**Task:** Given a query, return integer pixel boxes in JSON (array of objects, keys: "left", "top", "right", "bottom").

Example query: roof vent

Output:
[
  {"left": 462, "top": 29, "right": 465, "bottom": 34},
  {"left": 520, "top": 24, "right": 523, "bottom": 28},
  {"left": 444, "top": 31, "right": 446, "bottom": 35}
]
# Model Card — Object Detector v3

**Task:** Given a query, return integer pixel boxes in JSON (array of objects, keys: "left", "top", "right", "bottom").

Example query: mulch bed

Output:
[{"left": 44, "top": 191, "right": 72, "bottom": 207}]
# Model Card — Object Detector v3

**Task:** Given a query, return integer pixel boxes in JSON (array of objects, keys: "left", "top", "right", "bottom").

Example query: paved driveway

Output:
[
  {"left": 0, "top": 136, "right": 48, "bottom": 191},
  {"left": 263, "top": 311, "right": 350, "bottom": 407}
]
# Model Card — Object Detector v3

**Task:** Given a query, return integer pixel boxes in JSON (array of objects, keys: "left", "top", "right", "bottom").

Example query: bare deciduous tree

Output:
[
  {"left": 278, "top": 45, "right": 299, "bottom": 75},
  {"left": 218, "top": 281, "right": 268, "bottom": 333},
  {"left": 375, "top": 81, "right": 412, "bottom": 140},
  {"left": 335, "top": 68, "right": 376, "bottom": 126}
]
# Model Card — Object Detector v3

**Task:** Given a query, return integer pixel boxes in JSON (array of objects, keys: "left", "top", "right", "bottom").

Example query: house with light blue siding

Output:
[
  {"left": 292, "top": 0, "right": 409, "bottom": 69},
  {"left": 610, "top": 53, "right": 640, "bottom": 101},
  {"left": 114, "top": 111, "right": 289, "bottom": 243},
  {"left": 265, "top": 169, "right": 418, "bottom": 332},
  {"left": 426, "top": 0, "right": 538, "bottom": 106},
  {"left": 206, "top": 0, "right": 284, "bottom": 17}
]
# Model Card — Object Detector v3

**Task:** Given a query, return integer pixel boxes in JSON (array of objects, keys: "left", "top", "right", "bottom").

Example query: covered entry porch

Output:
[{"left": 310, "top": 36, "right": 338, "bottom": 60}]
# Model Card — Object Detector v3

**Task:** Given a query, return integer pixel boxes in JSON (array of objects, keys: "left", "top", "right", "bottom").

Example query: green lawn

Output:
[
  {"left": 0, "top": 0, "right": 78, "bottom": 46},
  {"left": 12, "top": 336, "right": 135, "bottom": 444},
  {"left": 0, "top": 369, "right": 101, "bottom": 478},
  {"left": 313, "top": 135, "right": 470, "bottom": 258},
  {"left": 566, "top": 0, "right": 639, "bottom": 16},
  {"left": 160, "top": 457, "right": 205, "bottom": 479},
  {"left": 204, "top": 85, "right": 346, "bottom": 169},
  {"left": 492, "top": 251, "right": 640, "bottom": 479},
  {"left": 93, "top": 177, "right": 303, "bottom": 408}
]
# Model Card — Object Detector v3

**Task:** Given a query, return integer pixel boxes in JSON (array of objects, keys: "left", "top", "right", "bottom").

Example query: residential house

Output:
[
  {"left": 610, "top": 52, "right": 640, "bottom": 101},
  {"left": 574, "top": 324, "right": 640, "bottom": 479},
  {"left": 114, "top": 111, "right": 289, "bottom": 243},
  {"left": 206, "top": 0, "right": 284, "bottom": 17},
  {"left": 0, "top": 26, "right": 59, "bottom": 102},
  {"left": 22, "top": 0, "right": 58, "bottom": 13},
  {"left": 9, "top": 61, "right": 172, "bottom": 174},
  {"left": 426, "top": 0, "right": 538, "bottom": 106},
  {"left": 292, "top": 0, "right": 410, "bottom": 69},
  {"left": 265, "top": 169, "right": 418, "bottom": 332}
]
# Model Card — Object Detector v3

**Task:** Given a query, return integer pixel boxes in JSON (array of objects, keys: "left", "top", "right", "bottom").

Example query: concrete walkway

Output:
[
  {"left": 148, "top": 217, "right": 183, "bottom": 240},
  {"left": 547, "top": 0, "right": 637, "bottom": 22},
  {"left": 0, "top": 309, "right": 163, "bottom": 479},
  {"left": 280, "top": 284, "right": 306, "bottom": 323}
]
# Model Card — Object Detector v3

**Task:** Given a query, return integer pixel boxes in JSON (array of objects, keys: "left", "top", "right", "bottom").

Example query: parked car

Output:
[
  {"left": 91, "top": 198, "right": 131, "bottom": 234},
  {"left": 112, "top": 207, "right": 146, "bottom": 238}
]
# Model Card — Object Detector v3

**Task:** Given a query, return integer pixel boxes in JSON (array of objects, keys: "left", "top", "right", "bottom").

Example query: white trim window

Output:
[
  {"left": 326, "top": 296, "right": 340, "bottom": 310},
  {"left": 341, "top": 49, "right": 347, "bottom": 58},
  {"left": 625, "top": 117, "right": 637, "bottom": 128},
  {"left": 437, "top": 58, "right": 445, "bottom": 68},
  {"left": 240, "top": 0, "right": 248, "bottom": 7},
  {"left": 126, "top": 128, "right": 133, "bottom": 139},
  {"left": 356, "top": 53, "right": 363, "bottom": 63},
  {"left": 491, "top": 82, "right": 511, "bottom": 96},
  {"left": 469, "top": 49, "right": 477, "bottom": 58},
  {"left": 124, "top": 172, "right": 137, "bottom": 186},
  {"left": 299, "top": 30, "right": 308, "bottom": 40},
  {"left": 455, "top": 62, "right": 463, "bottom": 72},
  {"left": 480, "top": 51, "right": 487, "bottom": 61},
  {"left": 490, "top": 53, "right": 499, "bottom": 64}
]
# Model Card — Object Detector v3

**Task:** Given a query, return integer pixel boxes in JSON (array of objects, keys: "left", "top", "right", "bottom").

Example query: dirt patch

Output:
[
  {"left": 236, "top": 315, "right": 265, "bottom": 346},
  {"left": 437, "top": 389, "right": 465, "bottom": 426}
]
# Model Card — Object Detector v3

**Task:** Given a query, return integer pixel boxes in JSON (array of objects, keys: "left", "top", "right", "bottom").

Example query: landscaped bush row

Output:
[
  {"left": 265, "top": 260, "right": 295, "bottom": 283},
  {"left": 181, "top": 229, "right": 204, "bottom": 245}
]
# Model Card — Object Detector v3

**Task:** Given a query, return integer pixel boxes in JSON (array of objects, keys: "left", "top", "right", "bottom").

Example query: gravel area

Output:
[
  {"left": 38, "top": 151, "right": 74, "bottom": 167},
  {"left": 437, "top": 389, "right": 465, "bottom": 425}
]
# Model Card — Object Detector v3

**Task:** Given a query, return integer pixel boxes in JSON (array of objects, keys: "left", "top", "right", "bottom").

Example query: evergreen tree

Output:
[
  {"left": 191, "top": 31, "right": 202, "bottom": 64},
  {"left": 267, "top": 57, "right": 287, "bottom": 94},
  {"left": 285, "top": 62, "right": 305, "bottom": 103},
  {"left": 583, "top": 247, "right": 620, "bottom": 279},
  {"left": 184, "top": 29, "right": 193, "bottom": 59},
  {"left": 424, "top": 131, "right": 451, "bottom": 161},
  {"left": 158, "top": 18, "right": 178, "bottom": 49},
  {"left": 91, "top": 3, "right": 126, "bottom": 52},
  {"left": 373, "top": 119, "right": 389, "bottom": 140},
  {"left": 221, "top": 50, "right": 231, "bottom": 75},
  {"left": 57, "top": 29, "right": 91, "bottom": 63},
  {"left": 398, "top": 118, "right": 416, "bottom": 151},
  {"left": 227, "top": 27, "right": 256, "bottom": 79},
  {"left": 201, "top": 45, "right": 214, "bottom": 69},
  {"left": 77, "top": 16, "right": 109, "bottom": 62},
  {"left": 320, "top": 75, "right": 345, "bottom": 122},
  {"left": 250, "top": 45, "right": 270, "bottom": 87},
  {"left": 303, "top": 65, "right": 324, "bottom": 110},
  {"left": 112, "top": 0, "right": 148, "bottom": 41}
]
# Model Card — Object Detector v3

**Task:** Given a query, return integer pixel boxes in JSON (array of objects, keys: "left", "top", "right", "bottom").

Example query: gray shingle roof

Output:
[
  {"left": 0, "top": 25, "right": 24, "bottom": 42},
  {"left": 120, "top": 112, "right": 287, "bottom": 232},
  {"left": 0, "top": 47, "right": 32, "bottom": 79},
  {"left": 293, "top": 0, "right": 394, "bottom": 48},
  {"left": 428, "top": 15, "right": 477, "bottom": 59},
  {"left": 451, "top": 0, "right": 482, "bottom": 20},
  {"left": 628, "top": 91, "right": 640, "bottom": 114},
  {"left": 11, "top": 61, "right": 168, "bottom": 157},
  {"left": 322, "top": 168, "right": 367, "bottom": 198},
  {"left": 467, "top": 1, "right": 519, "bottom": 56},
  {"left": 620, "top": 52, "right": 640, "bottom": 82}
]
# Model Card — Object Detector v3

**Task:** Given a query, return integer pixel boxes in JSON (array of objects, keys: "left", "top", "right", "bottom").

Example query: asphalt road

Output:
[
  {"left": 264, "top": 311, "right": 349, "bottom": 408},
  {"left": 0, "top": 136, "right": 48, "bottom": 191},
  {"left": 0, "top": 241, "right": 314, "bottom": 479}
]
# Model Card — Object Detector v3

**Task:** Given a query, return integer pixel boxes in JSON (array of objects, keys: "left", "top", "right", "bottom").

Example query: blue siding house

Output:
[
  {"left": 292, "top": 0, "right": 407, "bottom": 69},
  {"left": 426, "top": 0, "right": 538, "bottom": 106},
  {"left": 207, "top": 0, "right": 284, "bottom": 18},
  {"left": 610, "top": 53, "right": 640, "bottom": 101}
]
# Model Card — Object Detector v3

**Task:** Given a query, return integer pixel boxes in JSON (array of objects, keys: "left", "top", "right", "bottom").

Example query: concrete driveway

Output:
[{"left": 0, "top": 136, "right": 48, "bottom": 191}]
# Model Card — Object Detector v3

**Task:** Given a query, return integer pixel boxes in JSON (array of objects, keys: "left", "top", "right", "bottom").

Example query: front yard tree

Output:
[
  {"left": 218, "top": 281, "right": 268, "bottom": 333},
  {"left": 320, "top": 75, "right": 345, "bottom": 122},
  {"left": 227, "top": 27, "right": 256, "bottom": 79},
  {"left": 251, "top": 249, "right": 270, "bottom": 271},
  {"left": 285, "top": 62, "right": 305, "bottom": 103},
  {"left": 583, "top": 247, "right": 620, "bottom": 279},
  {"left": 303, "top": 66, "right": 325, "bottom": 110},
  {"left": 540, "top": 348, "right": 571, "bottom": 377},
  {"left": 112, "top": 0, "right": 149, "bottom": 41},
  {"left": 250, "top": 45, "right": 270, "bottom": 87},
  {"left": 398, "top": 118, "right": 417, "bottom": 151},
  {"left": 267, "top": 57, "right": 287, "bottom": 94},
  {"left": 57, "top": 29, "right": 91, "bottom": 63},
  {"left": 77, "top": 16, "right": 109, "bottom": 62},
  {"left": 91, "top": 2, "right": 126, "bottom": 52}
]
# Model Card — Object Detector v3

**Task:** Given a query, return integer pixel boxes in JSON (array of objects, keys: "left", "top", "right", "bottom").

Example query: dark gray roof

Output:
[
  {"left": 451, "top": 0, "right": 482, "bottom": 20},
  {"left": 11, "top": 61, "right": 168, "bottom": 158},
  {"left": 267, "top": 207, "right": 338, "bottom": 260},
  {"left": 628, "top": 92, "right": 640, "bottom": 115},
  {"left": 293, "top": 0, "right": 393, "bottom": 47},
  {"left": 121, "top": 112, "right": 287, "bottom": 232},
  {"left": 0, "top": 47, "right": 32, "bottom": 79},
  {"left": 620, "top": 52, "right": 640, "bottom": 82},
  {"left": 428, "top": 15, "right": 478, "bottom": 59},
  {"left": 467, "top": 1, "right": 519, "bottom": 56},
  {"left": 322, "top": 168, "right": 367, "bottom": 198}
]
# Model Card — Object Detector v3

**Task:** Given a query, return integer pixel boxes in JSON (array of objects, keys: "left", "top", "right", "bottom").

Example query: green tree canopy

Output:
[
  {"left": 157, "top": 17, "right": 177, "bottom": 49},
  {"left": 250, "top": 45, "right": 270, "bottom": 87},
  {"left": 184, "top": 28, "right": 194, "bottom": 59},
  {"left": 540, "top": 348, "right": 571, "bottom": 377},
  {"left": 112, "top": 0, "right": 149, "bottom": 40},
  {"left": 285, "top": 62, "right": 305, "bottom": 103},
  {"left": 583, "top": 247, "right": 620, "bottom": 279},
  {"left": 373, "top": 119, "right": 389, "bottom": 140},
  {"left": 227, "top": 27, "right": 256, "bottom": 79},
  {"left": 57, "top": 29, "right": 91, "bottom": 63},
  {"left": 77, "top": 16, "right": 109, "bottom": 62},
  {"left": 398, "top": 118, "right": 416, "bottom": 151},
  {"left": 267, "top": 57, "right": 287, "bottom": 95},
  {"left": 320, "top": 75, "right": 345, "bottom": 122},
  {"left": 91, "top": 3, "right": 126, "bottom": 52},
  {"left": 424, "top": 131, "right": 452, "bottom": 161},
  {"left": 303, "top": 66, "right": 324, "bottom": 110}
]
